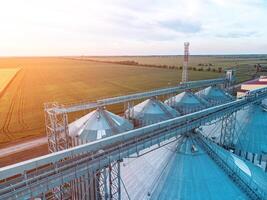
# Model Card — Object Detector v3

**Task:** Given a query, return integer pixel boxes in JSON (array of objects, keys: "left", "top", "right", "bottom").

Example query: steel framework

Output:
[
  {"left": 182, "top": 42, "right": 189, "bottom": 83},
  {"left": 95, "top": 161, "right": 121, "bottom": 200},
  {"left": 220, "top": 112, "right": 237, "bottom": 149},
  {"left": 44, "top": 102, "right": 70, "bottom": 153},
  {"left": 2, "top": 88, "right": 267, "bottom": 199}
]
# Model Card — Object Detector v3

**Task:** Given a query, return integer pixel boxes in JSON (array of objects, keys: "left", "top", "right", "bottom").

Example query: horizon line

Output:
[{"left": 1, "top": 53, "right": 267, "bottom": 58}]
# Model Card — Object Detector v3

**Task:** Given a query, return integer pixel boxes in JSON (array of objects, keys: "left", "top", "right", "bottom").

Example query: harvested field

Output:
[
  {"left": 0, "top": 57, "right": 220, "bottom": 146},
  {"left": 0, "top": 68, "right": 20, "bottom": 95}
]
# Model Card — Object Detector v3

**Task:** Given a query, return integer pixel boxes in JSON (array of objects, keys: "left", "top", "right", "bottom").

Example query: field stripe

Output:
[
  {"left": 0, "top": 69, "right": 25, "bottom": 140},
  {"left": 0, "top": 68, "right": 21, "bottom": 99}
]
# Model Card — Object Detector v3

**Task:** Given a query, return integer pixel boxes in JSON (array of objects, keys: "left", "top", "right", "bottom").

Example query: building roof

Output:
[
  {"left": 121, "top": 134, "right": 255, "bottom": 200},
  {"left": 68, "top": 107, "right": 133, "bottom": 142},
  {"left": 243, "top": 78, "right": 267, "bottom": 85}
]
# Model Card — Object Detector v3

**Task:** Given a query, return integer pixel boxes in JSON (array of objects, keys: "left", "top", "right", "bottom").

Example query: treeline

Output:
[{"left": 80, "top": 58, "right": 224, "bottom": 73}]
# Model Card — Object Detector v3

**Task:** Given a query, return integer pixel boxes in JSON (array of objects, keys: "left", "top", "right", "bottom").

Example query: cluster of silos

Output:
[
  {"left": 68, "top": 86, "right": 233, "bottom": 144},
  {"left": 68, "top": 98, "right": 181, "bottom": 145},
  {"left": 195, "top": 86, "right": 233, "bottom": 106},
  {"left": 62, "top": 85, "right": 240, "bottom": 199},
  {"left": 126, "top": 98, "right": 180, "bottom": 127},
  {"left": 125, "top": 86, "right": 232, "bottom": 128}
]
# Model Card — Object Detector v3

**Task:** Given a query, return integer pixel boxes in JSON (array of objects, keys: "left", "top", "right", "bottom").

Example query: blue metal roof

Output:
[
  {"left": 120, "top": 135, "right": 255, "bottom": 200},
  {"left": 150, "top": 136, "right": 249, "bottom": 200}
]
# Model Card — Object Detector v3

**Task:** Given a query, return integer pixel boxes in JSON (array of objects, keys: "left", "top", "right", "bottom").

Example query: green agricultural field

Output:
[
  {"left": 85, "top": 55, "right": 267, "bottom": 83},
  {"left": 0, "top": 57, "right": 220, "bottom": 146}
]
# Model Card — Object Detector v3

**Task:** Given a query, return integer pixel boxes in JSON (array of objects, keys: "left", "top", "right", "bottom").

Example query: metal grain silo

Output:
[
  {"left": 127, "top": 98, "right": 180, "bottom": 127},
  {"left": 164, "top": 91, "right": 206, "bottom": 114},
  {"left": 68, "top": 107, "right": 133, "bottom": 145},
  {"left": 195, "top": 86, "right": 233, "bottom": 106}
]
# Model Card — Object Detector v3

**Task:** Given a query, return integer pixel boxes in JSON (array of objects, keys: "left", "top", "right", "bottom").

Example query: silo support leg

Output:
[
  {"left": 109, "top": 161, "right": 121, "bottom": 200},
  {"left": 95, "top": 160, "right": 121, "bottom": 200},
  {"left": 220, "top": 112, "right": 237, "bottom": 148}
]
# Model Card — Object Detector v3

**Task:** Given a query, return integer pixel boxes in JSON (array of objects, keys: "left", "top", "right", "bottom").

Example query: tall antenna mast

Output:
[{"left": 182, "top": 42, "right": 190, "bottom": 83}]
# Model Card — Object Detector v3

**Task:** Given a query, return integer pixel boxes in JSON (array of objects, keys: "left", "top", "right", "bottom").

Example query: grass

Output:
[
  {"left": 0, "top": 57, "right": 220, "bottom": 146},
  {"left": 0, "top": 68, "right": 20, "bottom": 94},
  {"left": 86, "top": 55, "right": 267, "bottom": 83}
]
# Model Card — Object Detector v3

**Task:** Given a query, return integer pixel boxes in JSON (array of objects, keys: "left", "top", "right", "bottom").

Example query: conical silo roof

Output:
[
  {"left": 68, "top": 107, "right": 133, "bottom": 143},
  {"left": 164, "top": 91, "right": 206, "bottom": 114},
  {"left": 128, "top": 98, "right": 180, "bottom": 126},
  {"left": 120, "top": 134, "right": 259, "bottom": 200},
  {"left": 195, "top": 86, "right": 233, "bottom": 105}
]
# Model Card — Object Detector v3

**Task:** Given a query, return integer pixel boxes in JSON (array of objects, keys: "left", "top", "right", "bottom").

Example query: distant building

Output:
[
  {"left": 237, "top": 76, "right": 267, "bottom": 98},
  {"left": 255, "top": 64, "right": 267, "bottom": 72}
]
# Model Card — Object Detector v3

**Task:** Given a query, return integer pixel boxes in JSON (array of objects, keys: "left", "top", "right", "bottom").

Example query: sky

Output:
[{"left": 0, "top": 0, "right": 267, "bottom": 56}]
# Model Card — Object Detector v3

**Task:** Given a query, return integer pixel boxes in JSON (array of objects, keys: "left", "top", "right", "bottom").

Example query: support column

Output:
[
  {"left": 109, "top": 161, "right": 121, "bottom": 200},
  {"left": 219, "top": 112, "right": 237, "bottom": 149},
  {"left": 44, "top": 102, "right": 70, "bottom": 153},
  {"left": 44, "top": 103, "right": 72, "bottom": 200},
  {"left": 124, "top": 101, "right": 134, "bottom": 120},
  {"left": 95, "top": 160, "right": 122, "bottom": 200}
]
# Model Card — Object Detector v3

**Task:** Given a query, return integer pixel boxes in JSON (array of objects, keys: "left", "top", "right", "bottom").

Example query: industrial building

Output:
[{"left": 237, "top": 76, "right": 267, "bottom": 97}]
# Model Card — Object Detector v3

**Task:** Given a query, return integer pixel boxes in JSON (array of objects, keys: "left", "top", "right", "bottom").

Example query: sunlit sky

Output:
[{"left": 0, "top": 0, "right": 267, "bottom": 56}]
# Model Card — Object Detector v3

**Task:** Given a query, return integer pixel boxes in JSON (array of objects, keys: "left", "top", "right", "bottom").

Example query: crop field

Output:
[
  {"left": 0, "top": 68, "right": 20, "bottom": 95},
  {"left": 0, "top": 57, "right": 220, "bottom": 146},
  {"left": 86, "top": 55, "right": 267, "bottom": 82}
]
